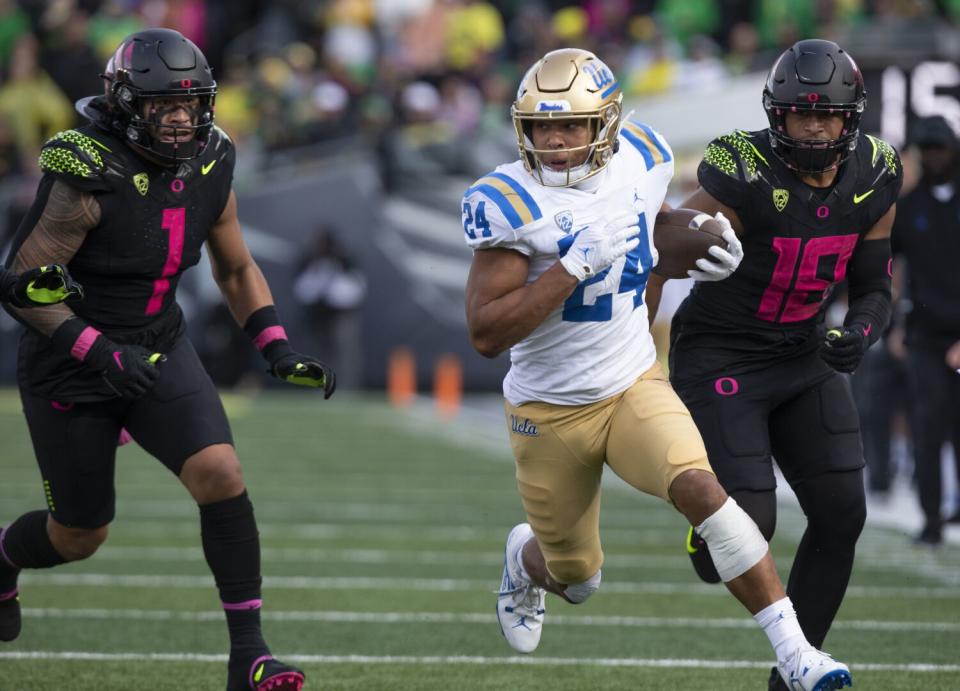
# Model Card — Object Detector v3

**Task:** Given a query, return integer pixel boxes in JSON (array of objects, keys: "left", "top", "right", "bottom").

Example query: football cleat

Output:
[
  {"left": 495, "top": 523, "right": 545, "bottom": 653},
  {"left": 778, "top": 646, "right": 852, "bottom": 691},
  {"left": 769, "top": 664, "right": 789, "bottom": 691},
  {"left": 0, "top": 588, "right": 21, "bottom": 642},
  {"left": 227, "top": 655, "right": 305, "bottom": 691},
  {"left": 685, "top": 526, "right": 721, "bottom": 584}
]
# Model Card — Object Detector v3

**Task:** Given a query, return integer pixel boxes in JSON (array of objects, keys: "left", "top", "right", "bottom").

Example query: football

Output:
[{"left": 652, "top": 208, "right": 727, "bottom": 279}]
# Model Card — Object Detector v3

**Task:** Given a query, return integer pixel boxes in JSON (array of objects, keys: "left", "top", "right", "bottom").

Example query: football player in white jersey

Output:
[{"left": 462, "top": 48, "right": 854, "bottom": 691}]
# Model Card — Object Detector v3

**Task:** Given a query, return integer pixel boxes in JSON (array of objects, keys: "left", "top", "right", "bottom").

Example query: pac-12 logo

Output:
[
  {"left": 554, "top": 210, "right": 573, "bottom": 233},
  {"left": 773, "top": 188, "right": 789, "bottom": 212}
]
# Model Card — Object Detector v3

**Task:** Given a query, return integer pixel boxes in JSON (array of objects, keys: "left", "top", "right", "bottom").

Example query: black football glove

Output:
[
  {"left": 818, "top": 326, "right": 869, "bottom": 373},
  {"left": 270, "top": 351, "right": 337, "bottom": 399},
  {"left": 86, "top": 340, "right": 166, "bottom": 399},
  {"left": 4, "top": 265, "right": 83, "bottom": 308}
]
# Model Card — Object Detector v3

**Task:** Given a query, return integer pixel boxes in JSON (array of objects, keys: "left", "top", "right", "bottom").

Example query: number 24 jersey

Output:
[{"left": 462, "top": 121, "right": 673, "bottom": 406}]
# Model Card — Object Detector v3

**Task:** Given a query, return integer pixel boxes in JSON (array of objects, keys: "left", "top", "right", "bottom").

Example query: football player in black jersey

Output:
[
  {"left": 648, "top": 40, "right": 900, "bottom": 691},
  {"left": 0, "top": 29, "right": 334, "bottom": 691}
]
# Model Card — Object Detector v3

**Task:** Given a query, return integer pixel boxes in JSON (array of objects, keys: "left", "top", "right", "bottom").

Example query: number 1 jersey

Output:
[
  {"left": 6, "top": 124, "right": 235, "bottom": 400},
  {"left": 670, "top": 129, "right": 902, "bottom": 386},
  {"left": 462, "top": 121, "right": 673, "bottom": 406}
]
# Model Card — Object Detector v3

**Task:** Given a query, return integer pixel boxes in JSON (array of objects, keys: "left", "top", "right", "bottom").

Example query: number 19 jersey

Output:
[
  {"left": 462, "top": 121, "right": 674, "bottom": 406},
  {"left": 670, "top": 129, "right": 902, "bottom": 386}
]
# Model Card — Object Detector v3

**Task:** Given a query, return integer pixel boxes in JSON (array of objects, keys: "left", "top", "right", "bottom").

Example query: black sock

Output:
[
  {"left": 0, "top": 511, "right": 66, "bottom": 593},
  {"left": 199, "top": 491, "right": 268, "bottom": 664},
  {"left": 788, "top": 470, "right": 866, "bottom": 648}
]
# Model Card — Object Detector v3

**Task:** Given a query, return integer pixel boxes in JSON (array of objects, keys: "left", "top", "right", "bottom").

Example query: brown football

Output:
[{"left": 652, "top": 208, "right": 727, "bottom": 279}]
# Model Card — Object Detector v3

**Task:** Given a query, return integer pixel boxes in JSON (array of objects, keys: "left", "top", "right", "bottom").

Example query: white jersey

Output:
[{"left": 462, "top": 120, "right": 675, "bottom": 406}]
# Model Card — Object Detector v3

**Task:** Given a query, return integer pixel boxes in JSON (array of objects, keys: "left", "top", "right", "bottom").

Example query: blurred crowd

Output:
[{"left": 1, "top": 0, "right": 959, "bottom": 188}]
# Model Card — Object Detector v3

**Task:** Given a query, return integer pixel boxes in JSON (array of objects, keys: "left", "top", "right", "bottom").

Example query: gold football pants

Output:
[{"left": 504, "top": 363, "right": 713, "bottom": 584}]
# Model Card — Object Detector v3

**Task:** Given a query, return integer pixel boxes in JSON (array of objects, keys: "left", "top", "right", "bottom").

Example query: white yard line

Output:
[
  {"left": 20, "top": 607, "right": 960, "bottom": 633},
  {"left": 18, "top": 572, "right": 960, "bottom": 598},
  {"left": 1, "top": 651, "right": 957, "bottom": 673}
]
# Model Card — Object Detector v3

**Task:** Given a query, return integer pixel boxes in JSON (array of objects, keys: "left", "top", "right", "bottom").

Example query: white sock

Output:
[{"left": 753, "top": 597, "right": 808, "bottom": 662}]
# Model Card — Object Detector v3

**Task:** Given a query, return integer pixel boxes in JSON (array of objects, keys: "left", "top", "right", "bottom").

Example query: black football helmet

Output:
[
  {"left": 100, "top": 28, "right": 216, "bottom": 162},
  {"left": 763, "top": 39, "right": 865, "bottom": 174}
]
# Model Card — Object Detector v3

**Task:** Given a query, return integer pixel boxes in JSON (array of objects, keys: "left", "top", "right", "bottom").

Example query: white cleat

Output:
[
  {"left": 495, "top": 522, "right": 545, "bottom": 653},
  {"left": 778, "top": 646, "right": 852, "bottom": 691}
]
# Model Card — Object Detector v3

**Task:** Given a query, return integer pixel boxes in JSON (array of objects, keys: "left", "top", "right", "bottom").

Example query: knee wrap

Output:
[
  {"left": 563, "top": 570, "right": 601, "bottom": 604},
  {"left": 696, "top": 498, "right": 768, "bottom": 582}
]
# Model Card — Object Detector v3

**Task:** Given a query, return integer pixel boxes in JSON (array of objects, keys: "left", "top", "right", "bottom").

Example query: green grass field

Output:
[{"left": 0, "top": 390, "right": 957, "bottom": 691}]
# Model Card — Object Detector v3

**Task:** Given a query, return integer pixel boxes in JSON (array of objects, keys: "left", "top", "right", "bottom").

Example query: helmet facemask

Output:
[
  {"left": 764, "top": 93, "right": 863, "bottom": 174},
  {"left": 112, "top": 82, "right": 216, "bottom": 162},
  {"left": 513, "top": 103, "right": 621, "bottom": 187}
]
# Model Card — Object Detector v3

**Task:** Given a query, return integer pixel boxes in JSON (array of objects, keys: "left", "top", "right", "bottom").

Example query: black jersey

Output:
[
  {"left": 7, "top": 123, "right": 235, "bottom": 400},
  {"left": 670, "top": 129, "right": 902, "bottom": 385},
  {"left": 891, "top": 181, "right": 960, "bottom": 351}
]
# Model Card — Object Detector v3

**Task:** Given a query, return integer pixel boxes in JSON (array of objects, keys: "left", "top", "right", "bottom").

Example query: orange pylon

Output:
[
  {"left": 387, "top": 348, "right": 416, "bottom": 408},
  {"left": 434, "top": 353, "right": 462, "bottom": 418}
]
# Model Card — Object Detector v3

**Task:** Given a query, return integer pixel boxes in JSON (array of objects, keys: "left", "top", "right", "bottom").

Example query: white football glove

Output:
[
  {"left": 559, "top": 213, "right": 641, "bottom": 281},
  {"left": 687, "top": 211, "right": 744, "bottom": 281}
]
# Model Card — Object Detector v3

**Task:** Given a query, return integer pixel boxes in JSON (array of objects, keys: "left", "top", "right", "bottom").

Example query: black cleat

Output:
[
  {"left": 0, "top": 589, "right": 21, "bottom": 642},
  {"left": 227, "top": 655, "right": 305, "bottom": 691},
  {"left": 685, "top": 526, "right": 721, "bottom": 584},
  {"left": 913, "top": 524, "right": 943, "bottom": 549},
  {"left": 768, "top": 665, "right": 789, "bottom": 691}
]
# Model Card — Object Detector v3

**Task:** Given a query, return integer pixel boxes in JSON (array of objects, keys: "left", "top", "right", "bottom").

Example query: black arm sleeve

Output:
[{"left": 843, "top": 238, "right": 893, "bottom": 346}]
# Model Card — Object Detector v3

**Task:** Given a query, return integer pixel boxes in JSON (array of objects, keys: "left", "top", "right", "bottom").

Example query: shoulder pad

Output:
[
  {"left": 703, "top": 130, "right": 769, "bottom": 181},
  {"left": 39, "top": 129, "right": 111, "bottom": 181},
  {"left": 619, "top": 120, "right": 673, "bottom": 170},
  {"left": 864, "top": 134, "right": 900, "bottom": 177},
  {"left": 213, "top": 125, "right": 232, "bottom": 144},
  {"left": 464, "top": 170, "right": 543, "bottom": 231}
]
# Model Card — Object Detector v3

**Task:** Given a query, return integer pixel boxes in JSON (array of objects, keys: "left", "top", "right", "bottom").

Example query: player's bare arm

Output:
[
  {"left": 206, "top": 189, "right": 275, "bottom": 324},
  {"left": 208, "top": 189, "right": 335, "bottom": 396},
  {"left": 644, "top": 201, "right": 672, "bottom": 324},
  {"left": 465, "top": 247, "right": 578, "bottom": 358},
  {"left": 678, "top": 187, "right": 745, "bottom": 235},
  {"left": 8, "top": 180, "right": 100, "bottom": 335}
]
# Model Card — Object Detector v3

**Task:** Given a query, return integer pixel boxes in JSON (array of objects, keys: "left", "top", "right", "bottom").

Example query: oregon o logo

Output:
[{"left": 714, "top": 377, "right": 739, "bottom": 396}]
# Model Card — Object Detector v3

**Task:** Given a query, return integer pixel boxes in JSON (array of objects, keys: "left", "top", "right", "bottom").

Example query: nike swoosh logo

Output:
[
  {"left": 853, "top": 189, "right": 874, "bottom": 204},
  {"left": 201, "top": 159, "right": 217, "bottom": 175}
]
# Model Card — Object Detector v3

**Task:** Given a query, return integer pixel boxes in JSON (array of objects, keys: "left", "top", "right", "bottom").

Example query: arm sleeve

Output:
[{"left": 844, "top": 237, "right": 893, "bottom": 347}]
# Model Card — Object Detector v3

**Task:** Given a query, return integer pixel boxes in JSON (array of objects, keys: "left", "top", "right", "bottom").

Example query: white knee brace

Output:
[
  {"left": 696, "top": 497, "right": 768, "bottom": 582},
  {"left": 564, "top": 569, "right": 601, "bottom": 604}
]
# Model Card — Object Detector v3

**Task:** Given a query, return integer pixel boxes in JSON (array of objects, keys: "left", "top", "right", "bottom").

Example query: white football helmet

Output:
[{"left": 512, "top": 48, "right": 623, "bottom": 187}]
